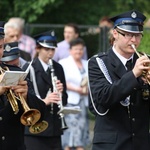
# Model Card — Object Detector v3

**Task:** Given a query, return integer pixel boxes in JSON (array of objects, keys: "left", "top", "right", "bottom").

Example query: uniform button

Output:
[
  {"left": 2, "top": 136, "right": 5, "bottom": 140},
  {"left": 134, "top": 88, "right": 136, "bottom": 90},
  {"left": 132, "top": 133, "right": 135, "bottom": 137},
  {"left": 0, "top": 117, "right": 2, "bottom": 121},
  {"left": 132, "top": 118, "right": 135, "bottom": 122},
  {"left": 131, "top": 102, "right": 134, "bottom": 106}
]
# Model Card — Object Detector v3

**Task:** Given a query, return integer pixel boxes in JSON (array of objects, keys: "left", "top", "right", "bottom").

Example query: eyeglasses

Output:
[{"left": 116, "top": 30, "right": 143, "bottom": 40}]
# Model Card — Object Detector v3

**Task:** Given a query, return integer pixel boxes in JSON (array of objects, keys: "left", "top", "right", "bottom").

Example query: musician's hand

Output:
[
  {"left": 132, "top": 56, "right": 150, "bottom": 78},
  {"left": 12, "top": 80, "right": 28, "bottom": 100},
  {"left": 0, "top": 86, "right": 11, "bottom": 95},
  {"left": 43, "top": 92, "right": 60, "bottom": 105},
  {"left": 56, "top": 80, "right": 63, "bottom": 93}
]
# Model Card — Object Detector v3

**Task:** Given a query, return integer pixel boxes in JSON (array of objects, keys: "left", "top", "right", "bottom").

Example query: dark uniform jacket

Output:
[
  {"left": 19, "top": 50, "right": 31, "bottom": 62},
  {"left": 24, "top": 58, "right": 68, "bottom": 137},
  {"left": 88, "top": 48, "right": 150, "bottom": 150},
  {"left": 0, "top": 63, "right": 46, "bottom": 150}
]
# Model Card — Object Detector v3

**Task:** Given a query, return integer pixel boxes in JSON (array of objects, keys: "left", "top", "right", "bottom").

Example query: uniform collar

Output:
[
  {"left": 112, "top": 45, "right": 133, "bottom": 67},
  {"left": 38, "top": 57, "right": 49, "bottom": 71}
]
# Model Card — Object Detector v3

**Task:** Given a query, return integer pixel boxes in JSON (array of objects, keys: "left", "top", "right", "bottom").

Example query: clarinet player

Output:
[{"left": 23, "top": 30, "right": 68, "bottom": 150}]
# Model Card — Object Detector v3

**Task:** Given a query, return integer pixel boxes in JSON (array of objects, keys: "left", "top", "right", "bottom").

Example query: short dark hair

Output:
[
  {"left": 99, "top": 16, "right": 112, "bottom": 24},
  {"left": 65, "top": 23, "right": 80, "bottom": 34},
  {"left": 69, "top": 38, "right": 85, "bottom": 49}
]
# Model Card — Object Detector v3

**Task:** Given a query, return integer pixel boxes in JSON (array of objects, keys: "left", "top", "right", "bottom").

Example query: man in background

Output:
[
  {"left": 53, "top": 23, "right": 88, "bottom": 61},
  {"left": 4, "top": 19, "right": 33, "bottom": 61},
  {"left": 7, "top": 17, "right": 36, "bottom": 59}
]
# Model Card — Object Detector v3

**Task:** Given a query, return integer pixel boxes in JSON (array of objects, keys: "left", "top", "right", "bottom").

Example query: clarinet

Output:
[{"left": 49, "top": 59, "right": 68, "bottom": 130}]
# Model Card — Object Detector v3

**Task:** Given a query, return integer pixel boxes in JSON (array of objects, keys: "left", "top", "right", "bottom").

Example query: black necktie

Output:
[
  {"left": 46, "top": 67, "right": 51, "bottom": 76},
  {"left": 125, "top": 59, "right": 132, "bottom": 71}
]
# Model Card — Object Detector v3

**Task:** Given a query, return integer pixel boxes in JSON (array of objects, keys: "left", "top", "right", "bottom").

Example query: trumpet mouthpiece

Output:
[{"left": 131, "top": 44, "right": 135, "bottom": 50}]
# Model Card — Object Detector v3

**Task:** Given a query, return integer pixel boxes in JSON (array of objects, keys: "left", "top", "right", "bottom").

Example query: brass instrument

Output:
[
  {"left": 0, "top": 66, "right": 47, "bottom": 133},
  {"left": 49, "top": 59, "right": 68, "bottom": 130},
  {"left": 131, "top": 44, "right": 150, "bottom": 84},
  {"left": 29, "top": 120, "right": 48, "bottom": 134}
]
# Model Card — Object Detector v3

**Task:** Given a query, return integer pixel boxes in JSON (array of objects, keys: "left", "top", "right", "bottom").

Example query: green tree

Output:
[
  {"left": 1, "top": 0, "right": 150, "bottom": 24},
  {"left": 0, "top": 0, "right": 63, "bottom": 22}
]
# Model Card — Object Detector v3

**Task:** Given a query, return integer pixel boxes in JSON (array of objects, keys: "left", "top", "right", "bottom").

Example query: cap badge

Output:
[
  {"left": 131, "top": 12, "right": 137, "bottom": 18},
  {"left": 5, "top": 45, "right": 11, "bottom": 52}
]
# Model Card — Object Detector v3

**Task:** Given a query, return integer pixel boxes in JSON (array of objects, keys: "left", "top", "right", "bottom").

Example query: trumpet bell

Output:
[
  {"left": 20, "top": 109, "right": 41, "bottom": 126},
  {"left": 29, "top": 120, "right": 49, "bottom": 134}
]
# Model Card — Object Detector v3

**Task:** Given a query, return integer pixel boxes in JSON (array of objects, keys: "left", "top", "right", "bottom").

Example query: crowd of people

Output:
[{"left": 0, "top": 9, "right": 150, "bottom": 150}]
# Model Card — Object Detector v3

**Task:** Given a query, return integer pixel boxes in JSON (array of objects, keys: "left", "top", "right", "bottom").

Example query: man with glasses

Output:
[{"left": 88, "top": 10, "right": 150, "bottom": 150}]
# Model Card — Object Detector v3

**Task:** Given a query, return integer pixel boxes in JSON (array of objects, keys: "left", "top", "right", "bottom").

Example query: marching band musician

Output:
[
  {"left": 0, "top": 22, "right": 46, "bottom": 150},
  {"left": 0, "top": 42, "right": 27, "bottom": 68},
  {"left": 23, "top": 30, "right": 68, "bottom": 150},
  {"left": 88, "top": 10, "right": 150, "bottom": 150}
]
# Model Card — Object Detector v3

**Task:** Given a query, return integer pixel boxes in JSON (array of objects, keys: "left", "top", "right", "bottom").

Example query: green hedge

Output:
[{"left": 138, "top": 29, "right": 150, "bottom": 54}]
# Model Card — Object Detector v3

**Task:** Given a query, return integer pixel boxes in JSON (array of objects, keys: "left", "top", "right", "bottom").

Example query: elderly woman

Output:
[{"left": 59, "top": 38, "right": 90, "bottom": 150}]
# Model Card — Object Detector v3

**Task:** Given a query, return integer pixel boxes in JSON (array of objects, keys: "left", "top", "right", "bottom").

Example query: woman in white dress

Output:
[{"left": 59, "top": 38, "right": 90, "bottom": 150}]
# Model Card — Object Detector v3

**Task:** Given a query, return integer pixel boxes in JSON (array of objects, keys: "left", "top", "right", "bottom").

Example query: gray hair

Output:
[
  {"left": 4, "top": 21, "right": 20, "bottom": 34},
  {"left": 8, "top": 17, "right": 25, "bottom": 30}
]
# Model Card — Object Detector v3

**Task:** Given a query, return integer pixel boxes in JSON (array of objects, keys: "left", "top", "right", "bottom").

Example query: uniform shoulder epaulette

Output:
[
  {"left": 88, "top": 54, "right": 98, "bottom": 61},
  {"left": 98, "top": 52, "right": 108, "bottom": 58},
  {"left": 93, "top": 54, "right": 98, "bottom": 58},
  {"left": 88, "top": 52, "right": 108, "bottom": 61}
]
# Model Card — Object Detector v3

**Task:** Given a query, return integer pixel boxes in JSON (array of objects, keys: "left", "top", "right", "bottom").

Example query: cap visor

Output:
[
  {"left": 38, "top": 42, "right": 56, "bottom": 49},
  {"left": 0, "top": 55, "right": 19, "bottom": 62},
  {"left": 117, "top": 25, "right": 143, "bottom": 33}
]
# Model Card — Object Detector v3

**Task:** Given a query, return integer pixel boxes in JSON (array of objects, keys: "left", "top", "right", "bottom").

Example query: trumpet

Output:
[
  {"left": 131, "top": 44, "right": 150, "bottom": 84},
  {"left": 0, "top": 66, "right": 47, "bottom": 134},
  {"left": 29, "top": 120, "right": 48, "bottom": 134},
  {"left": 49, "top": 59, "right": 68, "bottom": 130}
]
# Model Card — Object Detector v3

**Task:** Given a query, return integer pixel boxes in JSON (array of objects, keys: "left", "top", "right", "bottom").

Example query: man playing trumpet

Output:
[
  {"left": 88, "top": 10, "right": 150, "bottom": 150},
  {"left": 0, "top": 21, "right": 46, "bottom": 150}
]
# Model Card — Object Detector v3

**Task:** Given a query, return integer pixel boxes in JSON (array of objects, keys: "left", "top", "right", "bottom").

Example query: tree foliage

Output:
[
  {"left": 0, "top": 0, "right": 63, "bottom": 22},
  {"left": 1, "top": 0, "right": 150, "bottom": 24},
  {"left": 1, "top": 0, "right": 150, "bottom": 55}
]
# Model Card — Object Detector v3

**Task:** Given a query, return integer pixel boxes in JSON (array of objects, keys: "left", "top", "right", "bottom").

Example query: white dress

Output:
[{"left": 61, "top": 68, "right": 90, "bottom": 148}]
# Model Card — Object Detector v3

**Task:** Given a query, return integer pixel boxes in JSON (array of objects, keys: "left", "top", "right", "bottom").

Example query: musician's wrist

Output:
[{"left": 43, "top": 98, "right": 49, "bottom": 105}]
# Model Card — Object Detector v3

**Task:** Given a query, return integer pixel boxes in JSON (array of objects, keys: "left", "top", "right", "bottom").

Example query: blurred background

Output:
[{"left": 1, "top": 0, "right": 150, "bottom": 58}]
